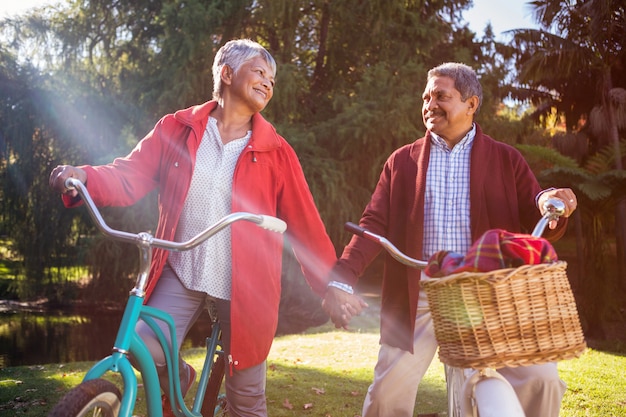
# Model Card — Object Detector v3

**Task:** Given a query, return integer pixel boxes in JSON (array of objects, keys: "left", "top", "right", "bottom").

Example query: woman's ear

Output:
[{"left": 221, "top": 65, "right": 233, "bottom": 85}]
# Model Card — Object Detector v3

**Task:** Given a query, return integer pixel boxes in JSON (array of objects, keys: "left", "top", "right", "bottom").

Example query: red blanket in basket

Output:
[{"left": 424, "top": 229, "right": 558, "bottom": 277}]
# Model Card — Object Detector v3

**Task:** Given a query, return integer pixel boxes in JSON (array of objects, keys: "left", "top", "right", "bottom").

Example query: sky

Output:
[
  {"left": 0, "top": 0, "right": 54, "bottom": 18},
  {"left": 0, "top": 0, "right": 540, "bottom": 38},
  {"left": 463, "top": 0, "right": 540, "bottom": 38}
]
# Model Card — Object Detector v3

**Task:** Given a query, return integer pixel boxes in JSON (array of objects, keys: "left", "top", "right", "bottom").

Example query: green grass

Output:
[
  {"left": 263, "top": 327, "right": 447, "bottom": 416},
  {"left": 1, "top": 315, "right": 625, "bottom": 417},
  {"left": 0, "top": 279, "right": 625, "bottom": 416},
  {"left": 558, "top": 345, "right": 626, "bottom": 416}
]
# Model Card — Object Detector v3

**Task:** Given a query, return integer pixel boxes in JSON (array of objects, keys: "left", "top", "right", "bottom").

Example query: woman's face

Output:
[{"left": 228, "top": 56, "right": 275, "bottom": 113}]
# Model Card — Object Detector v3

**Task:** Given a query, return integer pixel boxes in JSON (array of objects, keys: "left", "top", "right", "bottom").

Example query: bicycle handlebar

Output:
[
  {"left": 64, "top": 177, "right": 287, "bottom": 252},
  {"left": 344, "top": 222, "right": 429, "bottom": 269},
  {"left": 344, "top": 197, "right": 566, "bottom": 270}
]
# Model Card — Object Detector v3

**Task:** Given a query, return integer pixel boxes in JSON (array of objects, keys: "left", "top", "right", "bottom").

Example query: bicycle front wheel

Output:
[{"left": 48, "top": 378, "right": 122, "bottom": 417}]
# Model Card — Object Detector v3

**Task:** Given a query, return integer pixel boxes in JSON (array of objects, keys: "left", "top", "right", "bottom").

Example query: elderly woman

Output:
[{"left": 50, "top": 39, "right": 346, "bottom": 417}]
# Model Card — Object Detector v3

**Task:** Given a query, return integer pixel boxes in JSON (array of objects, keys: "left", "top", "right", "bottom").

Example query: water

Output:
[{"left": 0, "top": 307, "right": 214, "bottom": 367}]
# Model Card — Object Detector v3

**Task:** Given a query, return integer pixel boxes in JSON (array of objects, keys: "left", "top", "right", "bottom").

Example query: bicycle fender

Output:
[{"left": 461, "top": 368, "right": 525, "bottom": 417}]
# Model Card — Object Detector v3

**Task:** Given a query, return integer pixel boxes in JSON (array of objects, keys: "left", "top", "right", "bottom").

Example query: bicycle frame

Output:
[
  {"left": 83, "top": 295, "right": 178, "bottom": 417},
  {"left": 345, "top": 198, "right": 566, "bottom": 417},
  {"left": 63, "top": 178, "right": 287, "bottom": 417},
  {"left": 83, "top": 298, "right": 223, "bottom": 417}
]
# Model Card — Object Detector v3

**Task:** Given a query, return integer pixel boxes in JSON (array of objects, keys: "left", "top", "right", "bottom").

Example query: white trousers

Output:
[{"left": 362, "top": 293, "right": 566, "bottom": 417}]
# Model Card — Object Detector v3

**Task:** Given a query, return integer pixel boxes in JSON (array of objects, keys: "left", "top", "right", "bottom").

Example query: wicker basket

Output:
[{"left": 420, "top": 261, "right": 586, "bottom": 369}]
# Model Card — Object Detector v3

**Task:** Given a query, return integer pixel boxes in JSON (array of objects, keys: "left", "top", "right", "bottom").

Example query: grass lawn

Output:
[
  {"left": 1, "top": 305, "right": 625, "bottom": 417},
  {"left": 263, "top": 326, "right": 626, "bottom": 417}
]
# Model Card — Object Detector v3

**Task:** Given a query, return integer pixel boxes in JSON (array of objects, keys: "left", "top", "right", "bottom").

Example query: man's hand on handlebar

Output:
[
  {"left": 322, "top": 288, "right": 368, "bottom": 330},
  {"left": 49, "top": 165, "right": 88, "bottom": 197},
  {"left": 537, "top": 187, "right": 578, "bottom": 229}
]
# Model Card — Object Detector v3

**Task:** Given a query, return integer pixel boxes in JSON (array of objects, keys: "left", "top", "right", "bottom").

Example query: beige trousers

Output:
[{"left": 362, "top": 292, "right": 566, "bottom": 417}]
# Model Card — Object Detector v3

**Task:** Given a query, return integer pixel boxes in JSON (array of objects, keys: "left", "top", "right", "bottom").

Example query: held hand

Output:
[
  {"left": 322, "top": 287, "right": 369, "bottom": 330},
  {"left": 49, "top": 165, "right": 87, "bottom": 197},
  {"left": 537, "top": 187, "right": 577, "bottom": 229}
]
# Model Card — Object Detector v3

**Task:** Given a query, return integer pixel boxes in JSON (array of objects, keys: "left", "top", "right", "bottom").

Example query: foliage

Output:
[
  {"left": 516, "top": 144, "right": 580, "bottom": 180},
  {"left": 0, "top": 53, "right": 79, "bottom": 300},
  {"left": 0, "top": 43, "right": 143, "bottom": 302},
  {"left": 535, "top": 139, "right": 626, "bottom": 338},
  {"left": 0, "top": 0, "right": 490, "bottom": 301},
  {"left": 3, "top": 0, "right": 624, "bottom": 335},
  {"left": 510, "top": 0, "right": 626, "bottom": 136},
  {"left": 509, "top": 0, "right": 626, "bottom": 337}
]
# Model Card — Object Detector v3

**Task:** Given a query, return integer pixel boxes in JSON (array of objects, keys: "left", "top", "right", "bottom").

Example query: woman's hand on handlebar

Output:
[
  {"left": 49, "top": 165, "right": 88, "bottom": 197},
  {"left": 322, "top": 288, "right": 368, "bottom": 330},
  {"left": 537, "top": 187, "right": 577, "bottom": 229}
]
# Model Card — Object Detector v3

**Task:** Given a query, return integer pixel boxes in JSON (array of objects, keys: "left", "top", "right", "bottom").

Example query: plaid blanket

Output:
[{"left": 424, "top": 229, "right": 558, "bottom": 278}]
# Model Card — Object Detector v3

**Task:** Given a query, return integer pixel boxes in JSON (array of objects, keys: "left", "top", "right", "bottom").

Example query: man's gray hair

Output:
[
  {"left": 212, "top": 39, "right": 277, "bottom": 100},
  {"left": 428, "top": 62, "right": 483, "bottom": 114}
]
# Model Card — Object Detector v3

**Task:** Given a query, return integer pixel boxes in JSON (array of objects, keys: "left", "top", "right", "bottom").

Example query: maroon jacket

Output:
[{"left": 332, "top": 124, "right": 567, "bottom": 352}]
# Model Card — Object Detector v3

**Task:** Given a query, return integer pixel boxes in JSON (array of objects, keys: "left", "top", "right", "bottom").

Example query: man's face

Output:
[
  {"left": 422, "top": 75, "right": 475, "bottom": 145},
  {"left": 229, "top": 56, "right": 275, "bottom": 113}
]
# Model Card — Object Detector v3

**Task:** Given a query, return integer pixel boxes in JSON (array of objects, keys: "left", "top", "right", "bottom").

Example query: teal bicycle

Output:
[{"left": 47, "top": 178, "right": 287, "bottom": 417}]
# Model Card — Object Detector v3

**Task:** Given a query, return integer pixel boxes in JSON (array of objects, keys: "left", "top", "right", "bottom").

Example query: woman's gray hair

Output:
[
  {"left": 428, "top": 62, "right": 483, "bottom": 114},
  {"left": 212, "top": 39, "right": 277, "bottom": 101}
]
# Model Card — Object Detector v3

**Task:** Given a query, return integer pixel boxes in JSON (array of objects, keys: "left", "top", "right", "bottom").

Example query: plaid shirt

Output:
[{"left": 423, "top": 125, "right": 476, "bottom": 258}]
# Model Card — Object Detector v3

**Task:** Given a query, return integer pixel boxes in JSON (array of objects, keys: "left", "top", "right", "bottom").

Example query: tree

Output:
[
  {"left": 0, "top": 16, "right": 145, "bottom": 300},
  {"left": 0, "top": 0, "right": 516, "bottom": 316},
  {"left": 0, "top": 48, "right": 82, "bottom": 299},
  {"left": 523, "top": 139, "right": 626, "bottom": 338},
  {"left": 510, "top": 0, "right": 626, "bottom": 307}
]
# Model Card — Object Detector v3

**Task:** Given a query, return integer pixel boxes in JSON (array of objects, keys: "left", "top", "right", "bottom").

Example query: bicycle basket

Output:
[{"left": 420, "top": 261, "right": 586, "bottom": 369}]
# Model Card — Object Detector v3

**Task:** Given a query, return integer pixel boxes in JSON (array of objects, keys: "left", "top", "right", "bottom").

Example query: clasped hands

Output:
[{"left": 322, "top": 287, "right": 369, "bottom": 330}]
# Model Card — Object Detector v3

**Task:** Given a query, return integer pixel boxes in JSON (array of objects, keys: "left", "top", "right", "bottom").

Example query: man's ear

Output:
[{"left": 466, "top": 95, "right": 479, "bottom": 116}]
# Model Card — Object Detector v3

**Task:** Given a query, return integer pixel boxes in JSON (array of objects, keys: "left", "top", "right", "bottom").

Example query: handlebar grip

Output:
[
  {"left": 258, "top": 215, "right": 287, "bottom": 234},
  {"left": 344, "top": 222, "right": 367, "bottom": 237},
  {"left": 65, "top": 177, "right": 81, "bottom": 189}
]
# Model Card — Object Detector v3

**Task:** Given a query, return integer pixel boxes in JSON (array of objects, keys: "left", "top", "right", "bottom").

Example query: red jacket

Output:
[
  {"left": 64, "top": 101, "right": 337, "bottom": 369},
  {"left": 332, "top": 125, "right": 568, "bottom": 352}
]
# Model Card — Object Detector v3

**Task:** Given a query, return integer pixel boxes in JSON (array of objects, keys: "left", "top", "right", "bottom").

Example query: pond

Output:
[{"left": 0, "top": 304, "right": 214, "bottom": 368}]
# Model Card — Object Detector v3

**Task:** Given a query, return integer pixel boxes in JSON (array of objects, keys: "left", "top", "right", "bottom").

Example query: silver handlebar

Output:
[
  {"left": 64, "top": 177, "right": 287, "bottom": 295},
  {"left": 65, "top": 178, "right": 287, "bottom": 250},
  {"left": 344, "top": 222, "right": 429, "bottom": 269},
  {"left": 345, "top": 198, "right": 566, "bottom": 271}
]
